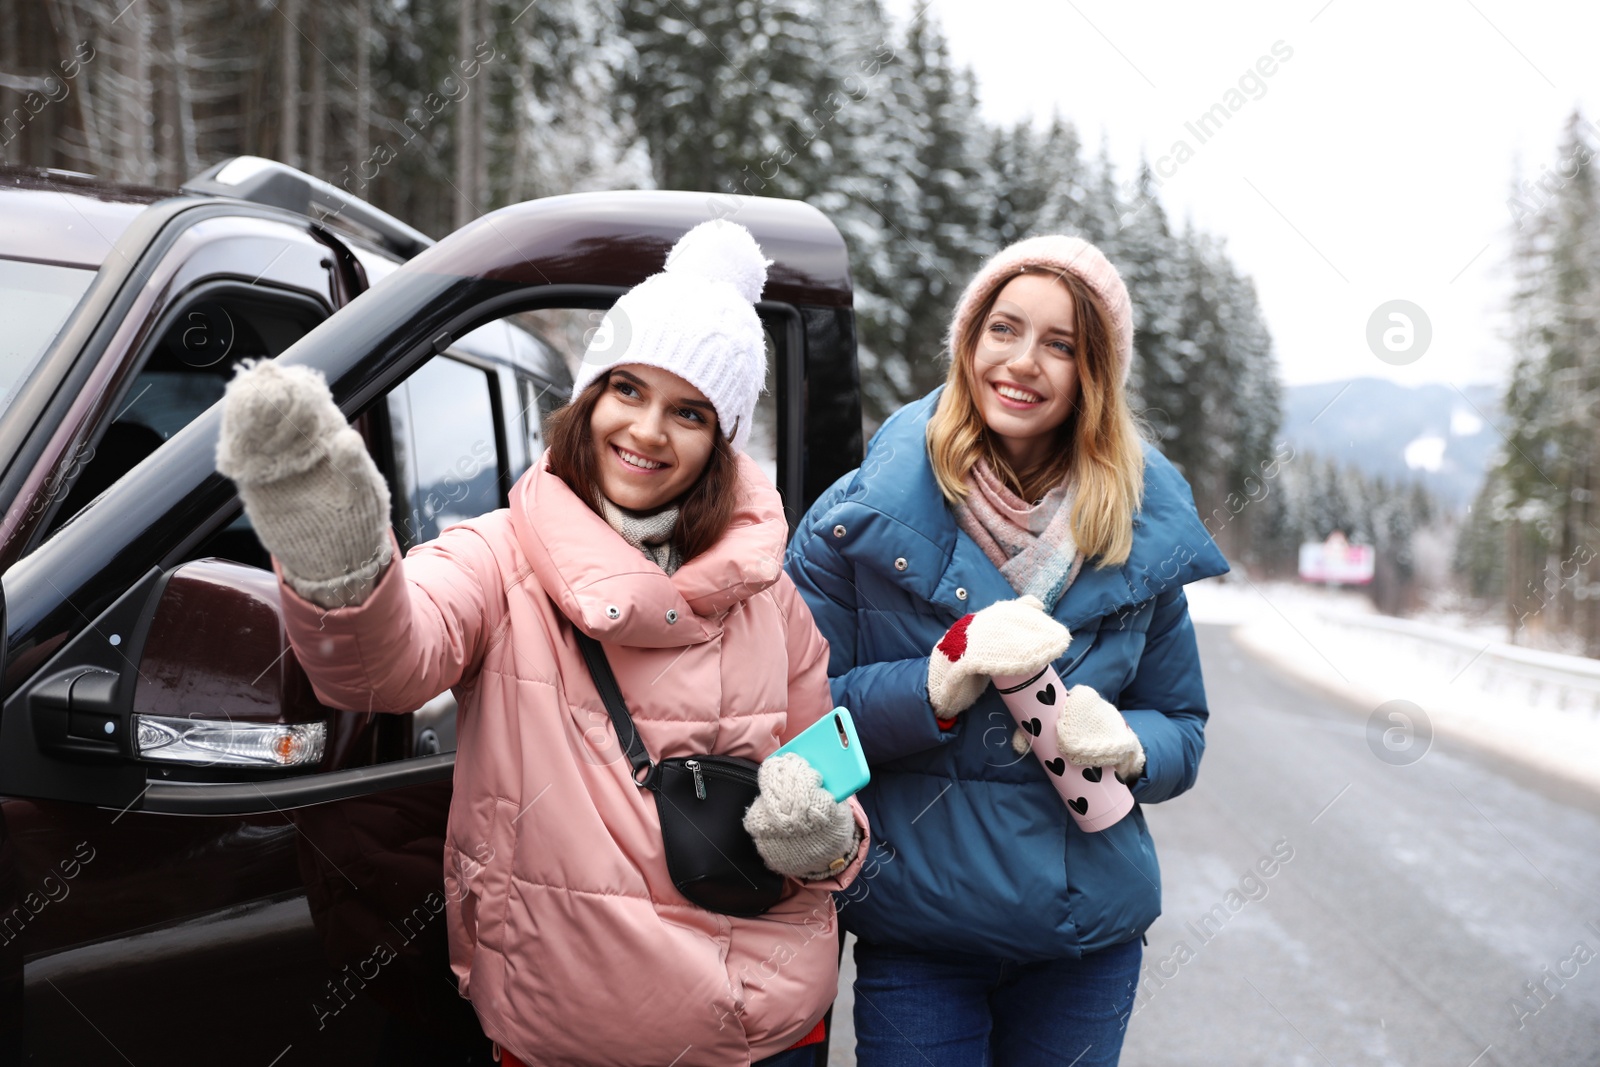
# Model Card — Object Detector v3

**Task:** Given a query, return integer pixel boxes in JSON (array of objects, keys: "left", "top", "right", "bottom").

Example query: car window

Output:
[
  {"left": 381, "top": 353, "right": 511, "bottom": 762},
  {"left": 516, "top": 375, "right": 547, "bottom": 457},
  {"left": 388, "top": 355, "right": 504, "bottom": 549},
  {"left": 518, "top": 371, "right": 570, "bottom": 450},
  {"left": 0, "top": 257, "right": 97, "bottom": 412},
  {"left": 43, "top": 290, "right": 326, "bottom": 551}
]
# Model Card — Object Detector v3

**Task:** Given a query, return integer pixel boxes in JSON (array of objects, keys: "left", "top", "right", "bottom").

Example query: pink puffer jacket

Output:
[{"left": 274, "top": 452, "right": 869, "bottom": 1066}]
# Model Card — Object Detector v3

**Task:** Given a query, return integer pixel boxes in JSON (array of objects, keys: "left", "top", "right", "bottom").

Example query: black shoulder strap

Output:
[{"left": 573, "top": 630, "right": 655, "bottom": 786}]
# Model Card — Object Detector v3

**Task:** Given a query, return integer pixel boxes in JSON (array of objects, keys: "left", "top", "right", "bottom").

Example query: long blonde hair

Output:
[{"left": 926, "top": 266, "right": 1145, "bottom": 566}]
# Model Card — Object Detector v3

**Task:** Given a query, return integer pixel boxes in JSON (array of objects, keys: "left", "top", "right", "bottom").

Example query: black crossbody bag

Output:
[{"left": 575, "top": 631, "right": 785, "bottom": 918}]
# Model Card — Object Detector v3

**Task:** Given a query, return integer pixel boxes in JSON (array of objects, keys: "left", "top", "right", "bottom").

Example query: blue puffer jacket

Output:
[{"left": 784, "top": 388, "right": 1229, "bottom": 960}]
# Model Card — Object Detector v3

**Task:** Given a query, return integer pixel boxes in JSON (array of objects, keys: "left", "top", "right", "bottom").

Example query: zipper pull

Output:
[{"left": 685, "top": 759, "right": 707, "bottom": 800}]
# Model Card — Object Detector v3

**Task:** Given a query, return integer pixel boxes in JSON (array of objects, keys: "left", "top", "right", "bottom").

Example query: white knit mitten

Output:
[
  {"left": 927, "top": 595, "right": 1073, "bottom": 720},
  {"left": 1057, "top": 684, "right": 1145, "bottom": 781},
  {"left": 216, "top": 360, "right": 392, "bottom": 610},
  {"left": 743, "top": 754, "right": 860, "bottom": 881}
]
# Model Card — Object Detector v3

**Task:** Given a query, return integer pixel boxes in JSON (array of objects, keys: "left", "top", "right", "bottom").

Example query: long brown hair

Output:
[
  {"left": 544, "top": 374, "right": 739, "bottom": 563},
  {"left": 926, "top": 266, "right": 1145, "bottom": 565}
]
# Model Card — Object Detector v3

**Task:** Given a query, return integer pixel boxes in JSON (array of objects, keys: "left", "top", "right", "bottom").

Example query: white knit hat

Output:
[{"left": 572, "top": 220, "right": 771, "bottom": 452}]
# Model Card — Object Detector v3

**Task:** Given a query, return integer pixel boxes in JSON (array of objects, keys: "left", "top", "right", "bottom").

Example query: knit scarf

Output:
[
  {"left": 953, "top": 459, "right": 1084, "bottom": 611},
  {"left": 598, "top": 497, "right": 683, "bottom": 575}
]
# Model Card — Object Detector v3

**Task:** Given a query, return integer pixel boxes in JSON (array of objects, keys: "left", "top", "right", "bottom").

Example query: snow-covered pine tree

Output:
[
  {"left": 619, "top": 0, "right": 841, "bottom": 200},
  {"left": 1211, "top": 242, "right": 1282, "bottom": 560},
  {"left": 1163, "top": 224, "right": 1224, "bottom": 494},
  {"left": 495, "top": 0, "right": 649, "bottom": 204},
  {"left": 980, "top": 115, "right": 1088, "bottom": 248},
  {"left": 1491, "top": 111, "right": 1600, "bottom": 649},
  {"left": 1117, "top": 162, "right": 1184, "bottom": 457},
  {"left": 828, "top": 10, "right": 990, "bottom": 424}
]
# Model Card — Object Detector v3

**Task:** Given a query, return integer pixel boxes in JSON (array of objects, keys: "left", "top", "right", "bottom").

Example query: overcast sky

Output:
[{"left": 883, "top": 0, "right": 1596, "bottom": 389}]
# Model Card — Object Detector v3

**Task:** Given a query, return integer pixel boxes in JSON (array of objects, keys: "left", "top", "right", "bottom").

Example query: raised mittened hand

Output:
[
  {"left": 1056, "top": 684, "right": 1145, "bottom": 782},
  {"left": 927, "top": 595, "right": 1072, "bottom": 720},
  {"left": 216, "top": 359, "right": 392, "bottom": 610},
  {"left": 742, "top": 753, "right": 861, "bottom": 881}
]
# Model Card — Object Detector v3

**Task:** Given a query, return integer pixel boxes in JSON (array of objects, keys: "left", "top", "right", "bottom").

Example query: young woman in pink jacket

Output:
[{"left": 216, "top": 221, "right": 870, "bottom": 1067}]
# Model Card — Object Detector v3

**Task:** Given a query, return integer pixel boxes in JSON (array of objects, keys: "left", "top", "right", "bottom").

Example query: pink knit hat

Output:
[{"left": 947, "top": 236, "right": 1134, "bottom": 384}]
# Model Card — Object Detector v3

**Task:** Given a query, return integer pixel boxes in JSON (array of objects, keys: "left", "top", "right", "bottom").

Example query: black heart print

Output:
[
  {"left": 1022, "top": 718, "right": 1042, "bottom": 737},
  {"left": 1036, "top": 683, "right": 1057, "bottom": 706},
  {"left": 1045, "top": 757, "right": 1066, "bottom": 776},
  {"left": 1082, "top": 766, "right": 1103, "bottom": 783},
  {"left": 1067, "top": 796, "right": 1089, "bottom": 816}
]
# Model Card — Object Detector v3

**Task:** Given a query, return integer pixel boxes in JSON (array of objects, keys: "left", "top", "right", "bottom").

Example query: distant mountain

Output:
[{"left": 1280, "top": 377, "right": 1503, "bottom": 511}]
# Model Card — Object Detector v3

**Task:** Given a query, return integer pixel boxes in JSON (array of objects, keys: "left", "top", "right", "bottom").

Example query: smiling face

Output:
[
  {"left": 970, "top": 272, "right": 1081, "bottom": 474},
  {"left": 588, "top": 364, "right": 719, "bottom": 512}
]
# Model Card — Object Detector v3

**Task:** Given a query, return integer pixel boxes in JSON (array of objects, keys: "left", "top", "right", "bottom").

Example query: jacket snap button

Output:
[
  {"left": 665, "top": 609, "right": 678, "bottom": 624},
  {"left": 605, "top": 605, "right": 621, "bottom": 620},
  {"left": 956, "top": 587, "right": 968, "bottom": 600},
  {"left": 832, "top": 524, "right": 846, "bottom": 539},
  {"left": 894, "top": 557, "right": 908, "bottom": 572}
]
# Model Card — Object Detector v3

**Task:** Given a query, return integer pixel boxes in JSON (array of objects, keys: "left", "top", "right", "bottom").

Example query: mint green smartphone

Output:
[{"left": 771, "top": 707, "right": 871, "bottom": 802}]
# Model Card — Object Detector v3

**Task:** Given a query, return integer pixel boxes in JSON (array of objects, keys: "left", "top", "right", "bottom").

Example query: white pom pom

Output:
[{"left": 663, "top": 220, "right": 771, "bottom": 303}]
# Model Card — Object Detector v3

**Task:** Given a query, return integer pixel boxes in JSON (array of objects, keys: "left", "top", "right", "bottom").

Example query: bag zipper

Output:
[
  {"left": 682, "top": 758, "right": 759, "bottom": 799},
  {"left": 698, "top": 760, "right": 760, "bottom": 786}
]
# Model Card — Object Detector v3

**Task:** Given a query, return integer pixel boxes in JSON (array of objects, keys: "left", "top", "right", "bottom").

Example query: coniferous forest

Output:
[{"left": 12, "top": 0, "right": 1577, "bottom": 637}]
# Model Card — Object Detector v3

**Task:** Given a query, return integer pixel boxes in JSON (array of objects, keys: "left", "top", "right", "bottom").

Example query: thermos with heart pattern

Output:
[{"left": 992, "top": 665, "right": 1135, "bottom": 832}]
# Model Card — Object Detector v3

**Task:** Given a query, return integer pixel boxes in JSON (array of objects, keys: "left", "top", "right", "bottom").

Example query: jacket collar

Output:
[
  {"left": 829, "top": 388, "right": 1229, "bottom": 628},
  {"left": 512, "top": 452, "right": 788, "bottom": 647}
]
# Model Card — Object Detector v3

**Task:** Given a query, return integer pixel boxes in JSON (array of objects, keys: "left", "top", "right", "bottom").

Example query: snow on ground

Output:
[{"left": 1185, "top": 576, "right": 1600, "bottom": 794}]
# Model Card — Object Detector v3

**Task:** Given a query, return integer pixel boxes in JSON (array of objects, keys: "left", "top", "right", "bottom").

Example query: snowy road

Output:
[
  {"left": 829, "top": 620, "right": 1600, "bottom": 1067},
  {"left": 1116, "top": 621, "right": 1600, "bottom": 1067}
]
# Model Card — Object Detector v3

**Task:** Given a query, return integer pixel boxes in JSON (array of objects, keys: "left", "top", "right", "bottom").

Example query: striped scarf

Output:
[{"left": 953, "top": 459, "right": 1083, "bottom": 611}]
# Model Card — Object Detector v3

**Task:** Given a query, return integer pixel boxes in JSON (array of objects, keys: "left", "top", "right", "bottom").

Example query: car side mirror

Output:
[
  {"left": 25, "top": 560, "right": 330, "bottom": 771},
  {"left": 3, "top": 559, "right": 346, "bottom": 807},
  {"left": 135, "top": 558, "right": 333, "bottom": 771}
]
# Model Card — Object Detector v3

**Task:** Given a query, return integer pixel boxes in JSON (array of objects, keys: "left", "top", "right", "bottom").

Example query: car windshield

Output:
[{"left": 0, "top": 257, "right": 97, "bottom": 413}]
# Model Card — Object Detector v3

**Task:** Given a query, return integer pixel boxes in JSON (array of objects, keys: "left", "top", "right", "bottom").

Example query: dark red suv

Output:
[{"left": 0, "top": 158, "right": 862, "bottom": 1065}]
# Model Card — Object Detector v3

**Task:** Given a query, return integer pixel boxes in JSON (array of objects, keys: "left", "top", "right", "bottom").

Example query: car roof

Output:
[
  {"left": 417, "top": 189, "right": 853, "bottom": 308},
  {"left": 0, "top": 161, "right": 572, "bottom": 387},
  {"left": 1, "top": 158, "right": 438, "bottom": 274},
  {"left": 0, "top": 166, "right": 175, "bottom": 269}
]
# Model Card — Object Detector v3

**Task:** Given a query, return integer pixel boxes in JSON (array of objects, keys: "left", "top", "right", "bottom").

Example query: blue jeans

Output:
[{"left": 851, "top": 937, "right": 1142, "bottom": 1067}]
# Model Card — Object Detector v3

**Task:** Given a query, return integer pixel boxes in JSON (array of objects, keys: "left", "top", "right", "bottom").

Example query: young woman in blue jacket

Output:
[{"left": 784, "top": 235, "right": 1230, "bottom": 1066}]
